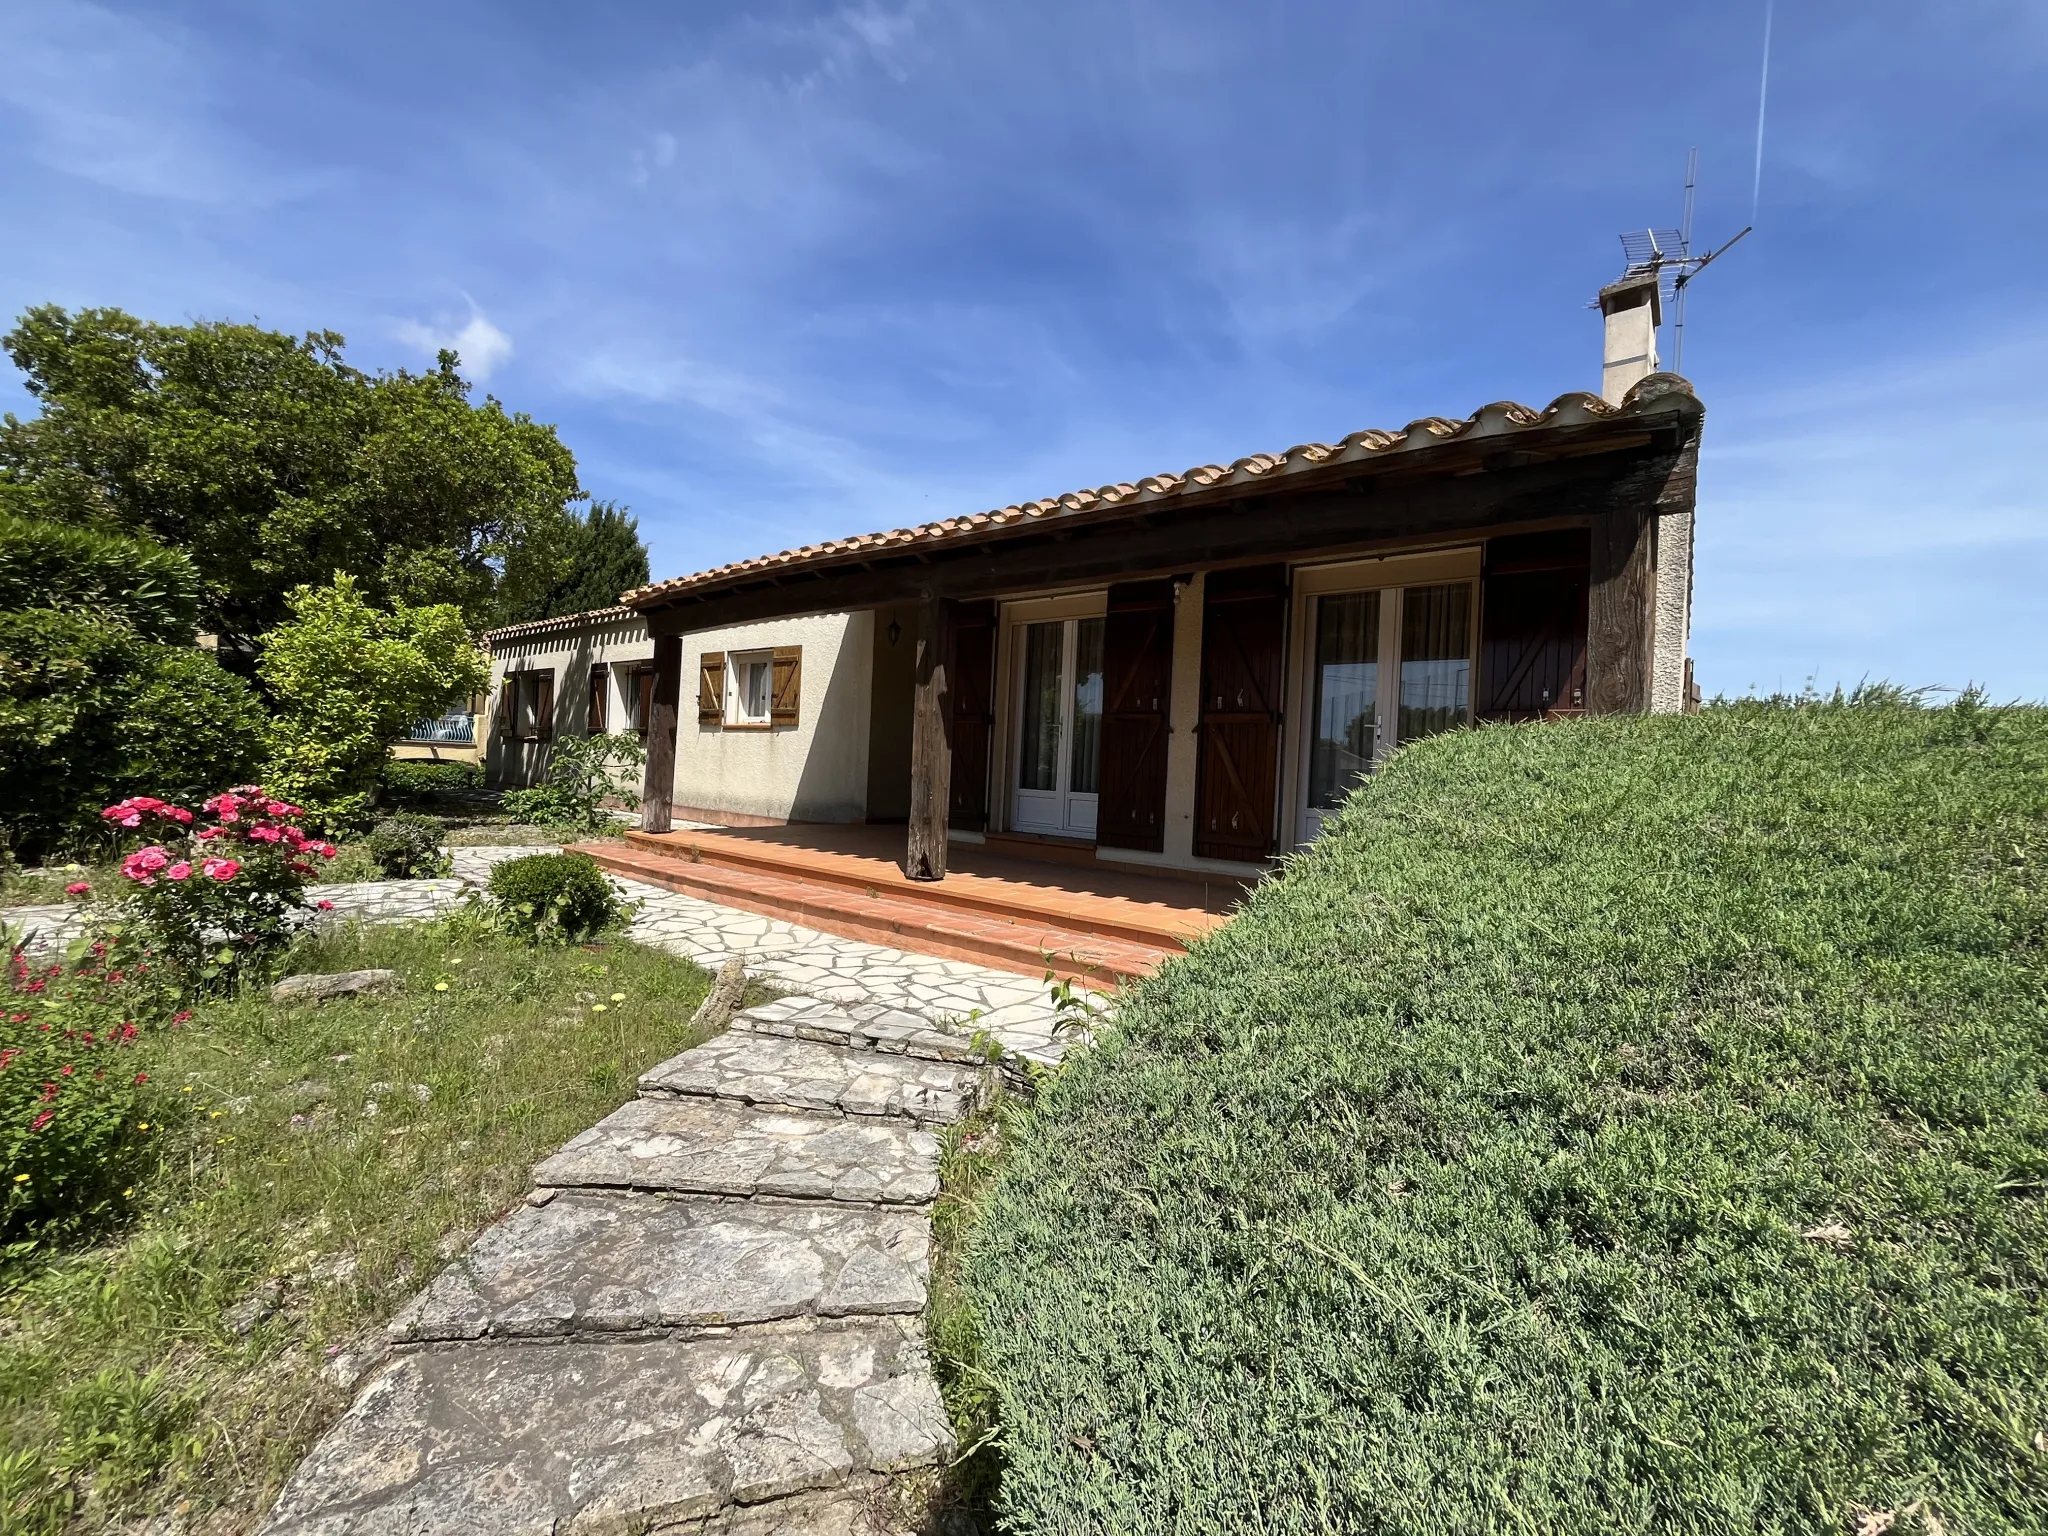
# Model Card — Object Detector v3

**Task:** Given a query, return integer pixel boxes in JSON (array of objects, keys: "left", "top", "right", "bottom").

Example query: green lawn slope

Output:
[{"left": 965, "top": 694, "right": 2047, "bottom": 1535}]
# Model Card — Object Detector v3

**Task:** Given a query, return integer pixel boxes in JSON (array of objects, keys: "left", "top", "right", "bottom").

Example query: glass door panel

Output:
[
  {"left": 1016, "top": 622, "right": 1063, "bottom": 794},
  {"left": 1012, "top": 615, "right": 1103, "bottom": 838},
  {"left": 1308, "top": 591, "right": 1380, "bottom": 818},
  {"left": 1397, "top": 583, "right": 1473, "bottom": 744}
]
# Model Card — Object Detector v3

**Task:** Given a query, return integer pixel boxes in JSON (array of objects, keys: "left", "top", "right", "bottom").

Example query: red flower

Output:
[
  {"left": 134, "top": 1072, "right": 148, "bottom": 1084},
  {"left": 30, "top": 1110, "right": 53, "bottom": 1132},
  {"left": 201, "top": 857, "right": 242, "bottom": 882},
  {"left": 317, "top": 899, "right": 335, "bottom": 911},
  {"left": 64, "top": 881, "right": 92, "bottom": 896},
  {"left": 164, "top": 861, "right": 193, "bottom": 881},
  {"left": 171, "top": 1010, "right": 192, "bottom": 1024},
  {"left": 60, "top": 1065, "right": 74, "bottom": 1076}
]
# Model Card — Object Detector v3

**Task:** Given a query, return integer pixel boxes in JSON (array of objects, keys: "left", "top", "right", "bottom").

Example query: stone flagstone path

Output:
[{"left": 258, "top": 990, "right": 1013, "bottom": 1534}]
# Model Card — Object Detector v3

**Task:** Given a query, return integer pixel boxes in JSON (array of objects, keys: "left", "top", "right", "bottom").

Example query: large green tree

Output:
[
  {"left": 0, "top": 305, "right": 585, "bottom": 647},
  {"left": 505, "top": 499, "right": 652, "bottom": 621}
]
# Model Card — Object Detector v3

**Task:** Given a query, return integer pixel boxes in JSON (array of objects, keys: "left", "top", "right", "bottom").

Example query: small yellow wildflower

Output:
[
  {"left": 182, "top": 1084, "right": 194, "bottom": 1093},
  {"left": 610, "top": 992, "right": 626, "bottom": 1002},
  {"left": 591, "top": 1004, "right": 607, "bottom": 1013},
  {"left": 12, "top": 1174, "right": 27, "bottom": 1184},
  {"left": 434, "top": 982, "right": 450, "bottom": 993},
  {"left": 138, "top": 1122, "right": 150, "bottom": 1130}
]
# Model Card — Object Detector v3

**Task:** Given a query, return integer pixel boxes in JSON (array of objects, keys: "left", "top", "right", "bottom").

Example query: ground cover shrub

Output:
[
  {"left": 0, "top": 918, "right": 714, "bottom": 1528},
  {"left": 362, "top": 815, "right": 450, "bottom": 879},
  {"left": 486, "top": 850, "right": 625, "bottom": 942},
  {"left": 966, "top": 692, "right": 2048, "bottom": 1535},
  {"left": 106, "top": 790, "right": 338, "bottom": 987},
  {"left": 500, "top": 731, "right": 645, "bottom": 833},
  {"left": 379, "top": 759, "right": 483, "bottom": 801}
]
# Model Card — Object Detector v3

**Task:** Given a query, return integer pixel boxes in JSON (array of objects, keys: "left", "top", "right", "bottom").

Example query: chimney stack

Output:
[{"left": 1598, "top": 271, "right": 1662, "bottom": 404}]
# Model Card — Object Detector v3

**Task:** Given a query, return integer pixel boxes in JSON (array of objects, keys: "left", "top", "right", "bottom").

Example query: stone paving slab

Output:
[
  {"left": 731, "top": 996, "right": 987, "bottom": 1065},
  {"left": 640, "top": 1032, "right": 987, "bottom": 1125},
  {"left": 389, "top": 1191, "right": 931, "bottom": 1342},
  {"left": 257, "top": 1319, "right": 951, "bottom": 1535},
  {"left": 534, "top": 1097, "right": 941, "bottom": 1206}
]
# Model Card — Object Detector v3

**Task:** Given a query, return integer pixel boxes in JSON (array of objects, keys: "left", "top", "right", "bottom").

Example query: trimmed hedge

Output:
[
  {"left": 380, "top": 759, "right": 483, "bottom": 800},
  {"left": 966, "top": 694, "right": 2048, "bottom": 1534}
]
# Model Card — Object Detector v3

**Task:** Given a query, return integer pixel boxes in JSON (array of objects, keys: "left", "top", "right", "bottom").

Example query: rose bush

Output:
[
  {"left": 105, "top": 790, "right": 337, "bottom": 985},
  {"left": 1, "top": 933, "right": 182, "bottom": 1241}
]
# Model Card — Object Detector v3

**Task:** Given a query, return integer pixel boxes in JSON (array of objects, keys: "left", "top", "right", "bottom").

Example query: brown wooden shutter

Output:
[
  {"left": 1097, "top": 580, "right": 1176, "bottom": 852},
  {"left": 588, "top": 664, "right": 609, "bottom": 734},
  {"left": 947, "top": 602, "right": 996, "bottom": 832},
  {"left": 697, "top": 652, "right": 725, "bottom": 723},
  {"left": 637, "top": 666, "right": 656, "bottom": 734},
  {"left": 497, "top": 677, "right": 516, "bottom": 739},
  {"left": 1477, "top": 530, "right": 1589, "bottom": 721},
  {"left": 1194, "top": 565, "right": 1287, "bottom": 862},
  {"left": 532, "top": 669, "right": 555, "bottom": 741},
  {"left": 770, "top": 646, "right": 802, "bottom": 725}
]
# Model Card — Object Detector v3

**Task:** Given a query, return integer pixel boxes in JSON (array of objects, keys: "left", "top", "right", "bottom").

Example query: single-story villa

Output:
[{"left": 480, "top": 284, "right": 1698, "bottom": 974}]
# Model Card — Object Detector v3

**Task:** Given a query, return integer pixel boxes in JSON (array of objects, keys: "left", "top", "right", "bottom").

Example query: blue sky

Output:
[{"left": 2, "top": 0, "right": 2042, "bottom": 699}]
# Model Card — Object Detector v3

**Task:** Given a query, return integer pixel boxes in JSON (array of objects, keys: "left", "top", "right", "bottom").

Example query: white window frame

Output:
[{"left": 726, "top": 650, "right": 774, "bottom": 729}]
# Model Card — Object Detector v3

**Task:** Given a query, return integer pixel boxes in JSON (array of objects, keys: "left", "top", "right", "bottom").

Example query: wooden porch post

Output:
[
  {"left": 906, "top": 593, "right": 952, "bottom": 881},
  {"left": 1585, "top": 508, "right": 1656, "bottom": 714},
  {"left": 640, "top": 634, "right": 682, "bottom": 832}
]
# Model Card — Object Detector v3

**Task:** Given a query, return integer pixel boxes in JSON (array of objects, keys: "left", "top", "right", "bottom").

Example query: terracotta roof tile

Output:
[{"left": 621, "top": 374, "right": 1696, "bottom": 610}]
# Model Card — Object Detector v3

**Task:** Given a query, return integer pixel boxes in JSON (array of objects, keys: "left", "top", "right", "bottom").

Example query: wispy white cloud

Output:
[{"left": 396, "top": 308, "right": 514, "bottom": 381}]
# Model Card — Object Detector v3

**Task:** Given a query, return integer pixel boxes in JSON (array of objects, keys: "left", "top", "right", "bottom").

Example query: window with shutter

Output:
[
  {"left": 770, "top": 646, "right": 801, "bottom": 725},
  {"left": 532, "top": 670, "right": 556, "bottom": 741},
  {"left": 697, "top": 652, "right": 725, "bottom": 723}
]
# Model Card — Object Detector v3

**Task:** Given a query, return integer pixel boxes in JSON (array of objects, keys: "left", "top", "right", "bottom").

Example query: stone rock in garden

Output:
[
  {"left": 532, "top": 1096, "right": 941, "bottom": 1206},
  {"left": 690, "top": 954, "right": 750, "bottom": 1031},
  {"left": 221, "top": 1280, "right": 283, "bottom": 1337},
  {"left": 271, "top": 969, "right": 402, "bottom": 1005},
  {"left": 640, "top": 1033, "right": 986, "bottom": 1125},
  {"left": 387, "top": 1190, "right": 931, "bottom": 1342},
  {"left": 256, "top": 1319, "right": 952, "bottom": 1535}
]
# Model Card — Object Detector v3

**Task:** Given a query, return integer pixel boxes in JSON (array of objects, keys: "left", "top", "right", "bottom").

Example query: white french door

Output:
[
  {"left": 1011, "top": 616, "right": 1104, "bottom": 838},
  {"left": 1298, "top": 580, "right": 1474, "bottom": 843}
]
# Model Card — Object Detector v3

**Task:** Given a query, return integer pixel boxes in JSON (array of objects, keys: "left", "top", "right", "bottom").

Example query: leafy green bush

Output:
[
  {"left": 2, "top": 931, "right": 179, "bottom": 1243},
  {"left": 380, "top": 759, "right": 482, "bottom": 801},
  {"left": 486, "top": 852, "right": 625, "bottom": 943},
  {"left": 966, "top": 693, "right": 2048, "bottom": 1535},
  {"left": 257, "top": 575, "right": 488, "bottom": 829},
  {"left": 0, "top": 512, "right": 200, "bottom": 641},
  {"left": 500, "top": 732, "right": 645, "bottom": 833},
  {"left": 363, "top": 815, "right": 449, "bottom": 879},
  {"left": 0, "top": 609, "right": 265, "bottom": 862}
]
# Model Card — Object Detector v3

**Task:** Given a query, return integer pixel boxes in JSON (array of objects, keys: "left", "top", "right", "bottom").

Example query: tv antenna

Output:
[{"left": 1609, "top": 148, "right": 1752, "bottom": 376}]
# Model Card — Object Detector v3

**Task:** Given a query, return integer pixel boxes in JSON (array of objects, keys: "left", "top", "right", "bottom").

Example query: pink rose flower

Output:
[
  {"left": 201, "top": 857, "right": 241, "bottom": 881},
  {"left": 317, "top": 899, "right": 335, "bottom": 911},
  {"left": 64, "top": 881, "right": 91, "bottom": 895},
  {"left": 164, "top": 862, "right": 192, "bottom": 881},
  {"left": 246, "top": 824, "right": 284, "bottom": 843},
  {"left": 312, "top": 842, "right": 338, "bottom": 859},
  {"left": 196, "top": 826, "right": 225, "bottom": 841}
]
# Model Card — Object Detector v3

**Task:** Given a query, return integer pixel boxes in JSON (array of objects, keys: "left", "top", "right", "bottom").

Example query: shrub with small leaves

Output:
[
  {"left": 380, "top": 759, "right": 483, "bottom": 802},
  {"left": 1, "top": 932, "right": 182, "bottom": 1242},
  {"left": 364, "top": 816, "right": 449, "bottom": 880},
  {"left": 500, "top": 732, "right": 645, "bottom": 833},
  {"left": 485, "top": 852, "right": 624, "bottom": 943}
]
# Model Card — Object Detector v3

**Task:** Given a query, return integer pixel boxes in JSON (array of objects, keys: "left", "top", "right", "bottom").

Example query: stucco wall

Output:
[
  {"left": 863, "top": 604, "right": 917, "bottom": 822},
  {"left": 483, "top": 612, "right": 653, "bottom": 789},
  {"left": 674, "top": 612, "right": 875, "bottom": 825},
  {"left": 1650, "top": 509, "right": 1694, "bottom": 714}
]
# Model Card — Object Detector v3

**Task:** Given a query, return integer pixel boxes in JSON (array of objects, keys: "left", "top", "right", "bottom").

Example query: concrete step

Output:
[
  {"left": 616, "top": 827, "right": 1220, "bottom": 950},
  {"left": 388, "top": 1189, "right": 931, "bottom": 1344},
  {"left": 258, "top": 1320, "right": 950, "bottom": 1534},
  {"left": 581, "top": 841, "right": 1174, "bottom": 988},
  {"left": 639, "top": 1032, "right": 989, "bottom": 1125},
  {"left": 534, "top": 1096, "right": 941, "bottom": 1206}
]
